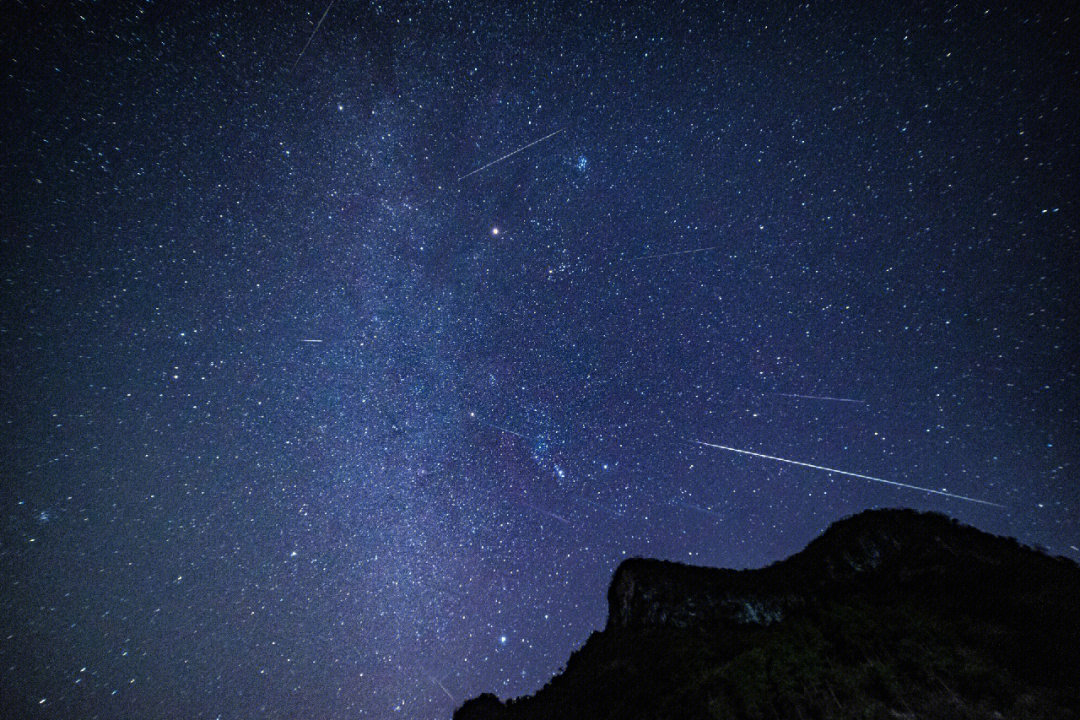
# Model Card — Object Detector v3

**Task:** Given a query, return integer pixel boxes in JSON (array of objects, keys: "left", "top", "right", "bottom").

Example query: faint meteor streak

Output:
[
  {"left": 469, "top": 413, "right": 532, "bottom": 440},
  {"left": 291, "top": 0, "right": 336, "bottom": 71},
  {"left": 773, "top": 392, "right": 866, "bottom": 405},
  {"left": 518, "top": 501, "right": 573, "bottom": 526},
  {"left": 481, "top": 421, "right": 530, "bottom": 440},
  {"left": 300, "top": 338, "right": 324, "bottom": 344},
  {"left": 692, "top": 440, "right": 1005, "bottom": 508},
  {"left": 427, "top": 674, "right": 454, "bottom": 702},
  {"left": 490, "top": 424, "right": 529, "bottom": 439},
  {"left": 629, "top": 245, "right": 720, "bottom": 261},
  {"left": 671, "top": 498, "right": 724, "bottom": 519},
  {"left": 458, "top": 128, "right": 564, "bottom": 180}
]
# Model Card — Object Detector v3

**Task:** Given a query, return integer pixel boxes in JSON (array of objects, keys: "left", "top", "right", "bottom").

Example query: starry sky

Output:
[{"left": 2, "top": 1, "right": 1077, "bottom": 718}]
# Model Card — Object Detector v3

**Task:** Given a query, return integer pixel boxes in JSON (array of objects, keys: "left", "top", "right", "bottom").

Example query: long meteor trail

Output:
[
  {"left": 427, "top": 674, "right": 454, "bottom": 702},
  {"left": 692, "top": 440, "right": 1005, "bottom": 508},
  {"left": 458, "top": 129, "right": 564, "bottom": 180},
  {"left": 629, "top": 245, "right": 720, "bottom": 261},
  {"left": 773, "top": 392, "right": 866, "bottom": 405},
  {"left": 292, "top": 0, "right": 335, "bottom": 72}
]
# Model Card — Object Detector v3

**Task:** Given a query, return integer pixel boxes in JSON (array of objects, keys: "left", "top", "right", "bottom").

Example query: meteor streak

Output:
[
  {"left": 693, "top": 440, "right": 1005, "bottom": 508},
  {"left": 427, "top": 674, "right": 454, "bottom": 702},
  {"left": 773, "top": 392, "right": 866, "bottom": 405},
  {"left": 300, "top": 338, "right": 324, "bottom": 344},
  {"left": 518, "top": 501, "right": 572, "bottom": 526},
  {"left": 458, "top": 128, "right": 564, "bottom": 180},
  {"left": 629, "top": 245, "right": 720, "bottom": 261},
  {"left": 482, "top": 421, "right": 530, "bottom": 439},
  {"left": 291, "top": 0, "right": 336, "bottom": 72},
  {"left": 671, "top": 497, "right": 724, "bottom": 519}
]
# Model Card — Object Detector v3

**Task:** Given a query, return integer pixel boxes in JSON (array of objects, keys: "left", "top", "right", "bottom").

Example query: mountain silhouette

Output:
[{"left": 455, "top": 508, "right": 1079, "bottom": 719}]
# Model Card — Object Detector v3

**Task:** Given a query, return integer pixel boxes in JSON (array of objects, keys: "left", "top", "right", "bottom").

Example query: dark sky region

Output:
[{"left": 2, "top": 1, "right": 1077, "bottom": 718}]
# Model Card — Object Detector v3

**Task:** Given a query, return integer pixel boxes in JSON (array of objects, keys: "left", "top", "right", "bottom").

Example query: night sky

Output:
[{"left": 2, "top": 1, "right": 1077, "bottom": 718}]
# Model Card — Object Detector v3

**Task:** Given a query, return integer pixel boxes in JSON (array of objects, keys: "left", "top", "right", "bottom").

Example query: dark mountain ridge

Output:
[{"left": 455, "top": 509, "right": 1080, "bottom": 719}]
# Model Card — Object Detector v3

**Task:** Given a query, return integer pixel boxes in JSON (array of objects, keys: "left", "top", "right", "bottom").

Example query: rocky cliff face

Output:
[
  {"left": 455, "top": 509, "right": 1080, "bottom": 719},
  {"left": 605, "top": 508, "right": 1044, "bottom": 632},
  {"left": 606, "top": 559, "right": 793, "bottom": 631}
]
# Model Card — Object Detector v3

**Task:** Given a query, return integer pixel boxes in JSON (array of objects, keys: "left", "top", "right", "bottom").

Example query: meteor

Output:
[
  {"left": 300, "top": 338, "right": 324, "bottom": 344},
  {"left": 292, "top": 0, "right": 336, "bottom": 72},
  {"left": 468, "top": 412, "right": 533, "bottom": 440},
  {"left": 480, "top": 420, "right": 530, "bottom": 439},
  {"left": 773, "top": 392, "right": 866, "bottom": 405},
  {"left": 692, "top": 440, "right": 1005, "bottom": 508},
  {"left": 490, "top": 423, "right": 529, "bottom": 439},
  {"left": 458, "top": 128, "right": 564, "bottom": 181},
  {"left": 670, "top": 497, "right": 724, "bottom": 519},
  {"left": 628, "top": 245, "right": 720, "bottom": 261},
  {"left": 518, "top": 501, "right": 573, "bottom": 526},
  {"left": 427, "top": 674, "right": 454, "bottom": 702}
]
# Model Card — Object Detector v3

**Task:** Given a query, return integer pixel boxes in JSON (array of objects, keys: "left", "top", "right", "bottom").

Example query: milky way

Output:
[{"left": 3, "top": 2, "right": 1077, "bottom": 718}]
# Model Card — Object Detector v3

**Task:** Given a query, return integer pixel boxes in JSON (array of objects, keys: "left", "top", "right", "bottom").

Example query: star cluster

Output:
[{"left": 2, "top": 1, "right": 1077, "bottom": 718}]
